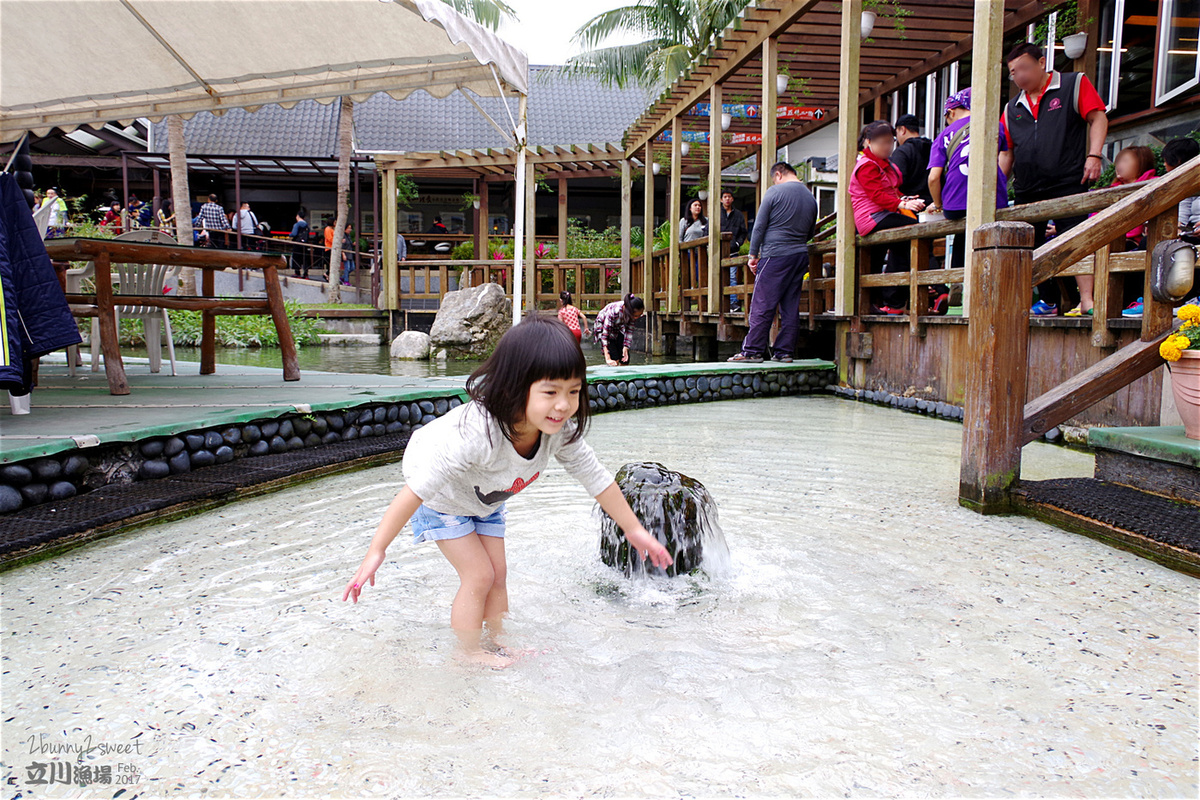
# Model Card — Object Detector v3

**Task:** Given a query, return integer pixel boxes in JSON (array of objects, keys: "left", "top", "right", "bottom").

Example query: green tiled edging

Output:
[{"left": 1089, "top": 426, "right": 1200, "bottom": 470}]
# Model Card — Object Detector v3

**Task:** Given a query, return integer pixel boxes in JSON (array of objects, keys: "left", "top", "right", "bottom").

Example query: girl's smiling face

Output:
[{"left": 521, "top": 377, "right": 582, "bottom": 436}]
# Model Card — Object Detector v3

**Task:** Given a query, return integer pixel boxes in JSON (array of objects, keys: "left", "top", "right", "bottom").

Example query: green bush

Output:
[{"left": 108, "top": 299, "right": 328, "bottom": 347}]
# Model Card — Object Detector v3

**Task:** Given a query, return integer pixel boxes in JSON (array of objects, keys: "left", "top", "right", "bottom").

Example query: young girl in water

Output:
[{"left": 343, "top": 314, "right": 672, "bottom": 667}]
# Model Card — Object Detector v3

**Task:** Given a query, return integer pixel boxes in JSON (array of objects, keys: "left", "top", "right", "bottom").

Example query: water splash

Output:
[{"left": 597, "top": 461, "right": 731, "bottom": 577}]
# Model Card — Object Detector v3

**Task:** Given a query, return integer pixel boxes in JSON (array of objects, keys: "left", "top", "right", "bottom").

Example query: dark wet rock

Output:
[
  {"left": 599, "top": 461, "right": 728, "bottom": 579},
  {"left": 0, "top": 464, "right": 33, "bottom": 486},
  {"left": 0, "top": 484, "right": 23, "bottom": 512},
  {"left": 139, "top": 460, "right": 170, "bottom": 479}
]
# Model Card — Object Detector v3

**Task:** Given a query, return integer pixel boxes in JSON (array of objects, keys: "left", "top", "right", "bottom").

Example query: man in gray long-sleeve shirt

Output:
[{"left": 729, "top": 161, "right": 817, "bottom": 362}]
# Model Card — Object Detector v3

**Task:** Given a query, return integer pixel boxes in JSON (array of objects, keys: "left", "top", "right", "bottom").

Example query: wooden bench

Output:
[{"left": 45, "top": 238, "right": 300, "bottom": 396}]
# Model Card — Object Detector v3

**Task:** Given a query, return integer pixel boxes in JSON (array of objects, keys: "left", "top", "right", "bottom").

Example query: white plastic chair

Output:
[{"left": 72, "top": 229, "right": 181, "bottom": 376}]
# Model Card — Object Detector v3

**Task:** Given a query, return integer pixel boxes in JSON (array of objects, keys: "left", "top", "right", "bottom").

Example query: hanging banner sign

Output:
[
  {"left": 654, "top": 130, "right": 711, "bottom": 143},
  {"left": 729, "top": 132, "right": 763, "bottom": 145},
  {"left": 689, "top": 103, "right": 826, "bottom": 121}
]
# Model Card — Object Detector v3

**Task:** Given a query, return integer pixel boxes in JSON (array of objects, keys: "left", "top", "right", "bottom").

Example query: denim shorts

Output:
[{"left": 411, "top": 503, "right": 506, "bottom": 544}]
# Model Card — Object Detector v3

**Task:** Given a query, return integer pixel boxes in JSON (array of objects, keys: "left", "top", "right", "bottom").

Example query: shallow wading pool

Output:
[{"left": 1, "top": 397, "right": 1196, "bottom": 798}]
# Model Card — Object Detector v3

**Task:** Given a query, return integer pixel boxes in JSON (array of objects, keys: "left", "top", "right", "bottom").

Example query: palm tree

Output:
[
  {"left": 167, "top": 115, "right": 196, "bottom": 295},
  {"left": 564, "top": 0, "right": 750, "bottom": 89},
  {"left": 443, "top": 0, "right": 518, "bottom": 29}
]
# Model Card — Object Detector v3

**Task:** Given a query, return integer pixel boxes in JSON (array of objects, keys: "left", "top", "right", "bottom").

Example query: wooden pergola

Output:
[
  {"left": 372, "top": 143, "right": 636, "bottom": 311},
  {"left": 617, "top": 0, "right": 1053, "bottom": 317}
]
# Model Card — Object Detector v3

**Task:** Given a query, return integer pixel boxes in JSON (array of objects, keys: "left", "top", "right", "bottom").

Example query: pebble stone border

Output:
[
  {"left": 0, "top": 396, "right": 465, "bottom": 516},
  {"left": 0, "top": 366, "right": 842, "bottom": 518},
  {"left": 825, "top": 384, "right": 1065, "bottom": 442},
  {"left": 587, "top": 369, "right": 834, "bottom": 413}
]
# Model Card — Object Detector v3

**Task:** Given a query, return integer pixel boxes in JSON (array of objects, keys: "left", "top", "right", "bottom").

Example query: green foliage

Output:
[
  {"left": 563, "top": 0, "right": 752, "bottom": 89},
  {"left": 451, "top": 240, "right": 476, "bottom": 260},
  {"left": 863, "top": 0, "right": 912, "bottom": 38},
  {"left": 1033, "top": 0, "right": 1092, "bottom": 41},
  {"left": 114, "top": 299, "right": 331, "bottom": 348},
  {"left": 461, "top": 192, "right": 480, "bottom": 211},
  {"left": 440, "top": 0, "right": 517, "bottom": 30},
  {"left": 395, "top": 174, "right": 419, "bottom": 208}
]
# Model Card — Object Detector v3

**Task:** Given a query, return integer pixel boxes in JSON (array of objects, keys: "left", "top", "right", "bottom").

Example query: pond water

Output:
[
  {"left": 136, "top": 340, "right": 738, "bottom": 378},
  {"left": 2, "top": 397, "right": 1196, "bottom": 798}
]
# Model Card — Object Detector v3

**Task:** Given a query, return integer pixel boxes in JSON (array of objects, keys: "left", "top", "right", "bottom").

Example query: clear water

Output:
[
  {"left": 125, "top": 341, "right": 739, "bottom": 378},
  {"left": 2, "top": 398, "right": 1197, "bottom": 798}
]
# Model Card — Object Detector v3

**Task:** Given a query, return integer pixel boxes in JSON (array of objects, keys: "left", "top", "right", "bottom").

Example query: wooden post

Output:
[
  {"left": 1090, "top": 241, "right": 1119, "bottom": 347},
  {"left": 959, "top": 222, "right": 1034, "bottom": 514},
  {"left": 93, "top": 252, "right": 130, "bottom": 395},
  {"left": 963, "top": 0, "right": 1005, "bottom": 316},
  {"left": 472, "top": 177, "right": 484, "bottom": 260},
  {"left": 557, "top": 176, "right": 568, "bottom": 258},
  {"left": 382, "top": 167, "right": 398, "bottom": 312},
  {"left": 262, "top": 261, "right": 301, "bottom": 381},
  {"left": 470, "top": 178, "right": 484, "bottom": 260},
  {"left": 620, "top": 159, "right": 632, "bottom": 296},
  {"left": 834, "top": 0, "right": 862, "bottom": 317},
  {"left": 643, "top": 142, "right": 655, "bottom": 311},
  {"left": 524, "top": 159, "right": 537, "bottom": 313},
  {"left": 708, "top": 83, "right": 723, "bottom": 314},
  {"left": 760, "top": 36, "right": 779, "bottom": 207},
  {"left": 200, "top": 268, "right": 216, "bottom": 375},
  {"left": 1075, "top": 0, "right": 1100, "bottom": 78},
  {"left": 668, "top": 116, "right": 682, "bottom": 314}
]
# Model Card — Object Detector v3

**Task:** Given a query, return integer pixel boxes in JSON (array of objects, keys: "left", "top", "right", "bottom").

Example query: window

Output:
[
  {"left": 1158, "top": 0, "right": 1200, "bottom": 103},
  {"left": 1097, "top": 0, "right": 1178, "bottom": 115}
]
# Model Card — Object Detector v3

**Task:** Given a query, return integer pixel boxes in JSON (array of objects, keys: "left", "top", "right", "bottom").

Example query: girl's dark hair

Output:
[
  {"left": 1162, "top": 137, "right": 1200, "bottom": 169},
  {"left": 857, "top": 120, "right": 895, "bottom": 151},
  {"left": 559, "top": 290, "right": 573, "bottom": 305},
  {"left": 623, "top": 293, "right": 645, "bottom": 314},
  {"left": 465, "top": 313, "right": 589, "bottom": 444}
]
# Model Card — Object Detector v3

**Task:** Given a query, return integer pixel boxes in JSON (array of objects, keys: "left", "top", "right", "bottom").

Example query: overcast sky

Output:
[{"left": 495, "top": 0, "right": 645, "bottom": 66}]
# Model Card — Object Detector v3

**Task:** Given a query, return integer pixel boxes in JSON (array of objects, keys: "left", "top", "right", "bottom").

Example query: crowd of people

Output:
[{"left": 846, "top": 42, "right": 1199, "bottom": 319}]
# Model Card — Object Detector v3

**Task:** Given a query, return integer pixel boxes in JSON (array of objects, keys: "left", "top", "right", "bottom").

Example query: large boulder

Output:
[
  {"left": 390, "top": 330, "right": 431, "bottom": 360},
  {"left": 428, "top": 283, "right": 512, "bottom": 359},
  {"left": 598, "top": 462, "right": 730, "bottom": 578}
]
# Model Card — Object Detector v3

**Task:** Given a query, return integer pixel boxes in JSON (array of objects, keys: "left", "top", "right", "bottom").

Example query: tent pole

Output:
[{"left": 512, "top": 94, "right": 528, "bottom": 325}]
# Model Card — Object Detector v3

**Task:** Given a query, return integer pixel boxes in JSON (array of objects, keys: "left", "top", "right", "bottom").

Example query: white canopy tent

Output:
[{"left": 0, "top": 0, "right": 533, "bottom": 322}]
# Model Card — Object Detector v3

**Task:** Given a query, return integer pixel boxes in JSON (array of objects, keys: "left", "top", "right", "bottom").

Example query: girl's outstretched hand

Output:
[
  {"left": 625, "top": 525, "right": 674, "bottom": 570},
  {"left": 343, "top": 549, "right": 385, "bottom": 603}
]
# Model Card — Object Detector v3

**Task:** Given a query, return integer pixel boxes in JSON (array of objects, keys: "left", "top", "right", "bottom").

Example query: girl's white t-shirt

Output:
[{"left": 401, "top": 401, "right": 614, "bottom": 517}]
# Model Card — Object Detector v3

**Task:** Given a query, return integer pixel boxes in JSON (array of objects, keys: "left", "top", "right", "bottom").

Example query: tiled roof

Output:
[
  {"left": 152, "top": 66, "right": 651, "bottom": 157},
  {"left": 153, "top": 101, "right": 341, "bottom": 157}
]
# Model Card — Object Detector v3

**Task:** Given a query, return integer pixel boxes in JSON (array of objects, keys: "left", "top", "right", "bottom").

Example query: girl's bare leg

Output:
[
  {"left": 1076, "top": 274, "right": 1094, "bottom": 312},
  {"left": 436, "top": 534, "right": 513, "bottom": 667},
  {"left": 477, "top": 534, "right": 513, "bottom": 649}
]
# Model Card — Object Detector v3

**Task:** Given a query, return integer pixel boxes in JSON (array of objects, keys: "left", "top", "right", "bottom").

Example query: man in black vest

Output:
[{"left": 998, "top": 42, "right": 1108, "bottom": 316}]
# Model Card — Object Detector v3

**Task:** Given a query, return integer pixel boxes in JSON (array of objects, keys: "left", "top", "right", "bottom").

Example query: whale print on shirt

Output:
[{"left": 474, "top": 472, "right": 540, "bottom": 505}]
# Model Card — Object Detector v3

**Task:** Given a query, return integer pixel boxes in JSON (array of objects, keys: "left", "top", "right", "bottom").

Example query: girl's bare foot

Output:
[{"left": 456, "top": 648, "right": 516, "bottom": 669}]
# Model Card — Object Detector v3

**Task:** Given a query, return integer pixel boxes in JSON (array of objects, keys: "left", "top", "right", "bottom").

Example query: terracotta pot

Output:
[{"left": 1170, "top": 350, "right": 1200, "bottom": 440}]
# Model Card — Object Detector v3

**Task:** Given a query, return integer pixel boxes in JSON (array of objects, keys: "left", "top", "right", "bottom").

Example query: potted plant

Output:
[
  {"left": 862, "top": 0, "right": 910, "bottom": 40},
  {"left": 461, "top": 192, "right": 481, "bottom": 210},
  {"left": 1160, "top": 303, "right": 1200, "bottom": 439}
]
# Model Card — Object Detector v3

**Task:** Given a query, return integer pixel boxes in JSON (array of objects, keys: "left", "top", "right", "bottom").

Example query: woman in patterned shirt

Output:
[{"left": 592, "top": 293, "right": 645, "bottom": 366}]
